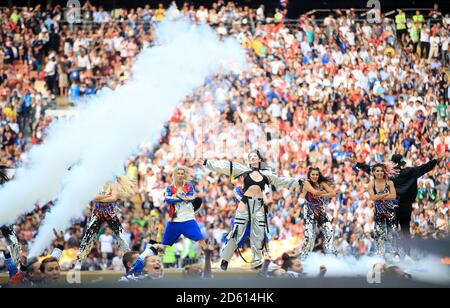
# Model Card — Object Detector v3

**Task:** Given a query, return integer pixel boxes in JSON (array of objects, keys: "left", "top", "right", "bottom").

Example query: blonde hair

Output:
[
  {"left": 172, "top": 165, "right": 192, "bottom": 184},
  {"left": 115, "top": 176, "right": 137, "bottom": 199}
]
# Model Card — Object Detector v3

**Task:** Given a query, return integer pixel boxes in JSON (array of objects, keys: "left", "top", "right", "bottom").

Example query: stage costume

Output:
[
  {"left": 354, "top": 155, "right": 438, "bottom": 252},
  {"left": 301, "top": 191, "right": 336, "bottom": 259},
  {"left": 162, "top": 182, "right": 204, "bottom": 246},
  {"left": 76, "top": 186, "right": 130, "bottom": 263},
  {"left": 225, "top": 186, "right": 268, "bottom": 253},
  {"left": 203, "top": 159, "right": 302, "bottom": 269},
  {"left": 373, "top": 182, "right": 398, "bottom": 256}
]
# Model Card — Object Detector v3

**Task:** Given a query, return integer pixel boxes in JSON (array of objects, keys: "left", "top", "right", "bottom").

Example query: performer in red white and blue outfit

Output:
[{"left": 161, "top": 165, "right": 207, "bottom": 251}]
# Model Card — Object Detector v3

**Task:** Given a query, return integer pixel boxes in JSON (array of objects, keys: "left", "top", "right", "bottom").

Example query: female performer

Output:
[
  {"left": 75, "top": 176, "right": 135, "bottom": 264},
  {"left": 368, "top": 163, "right": 398, "bottom": 256},
  {"left": 161, "top": 165, "right": 207, "bottom": 251},
  {"left": 199, "top": 150, "right": 303, "bottom": 270},
  {"left": 222, "top": 176, "right": 268, "bottom": 263},
  {"left": 300, "top": 167, "right": 337, "bottom": 259}
]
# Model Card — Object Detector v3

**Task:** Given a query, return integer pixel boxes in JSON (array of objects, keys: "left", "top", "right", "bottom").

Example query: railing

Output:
[
  {"left": 0, "top": 6, "right": 441, "bottom": 42},
  {"left": 0, "top": 6, "right": 436, "bottom": 18}
]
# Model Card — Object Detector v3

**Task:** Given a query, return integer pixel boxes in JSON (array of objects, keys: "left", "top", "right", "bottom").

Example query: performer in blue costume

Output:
[{"left": 161, "top": 165, "right": 207, "bottom": 251}]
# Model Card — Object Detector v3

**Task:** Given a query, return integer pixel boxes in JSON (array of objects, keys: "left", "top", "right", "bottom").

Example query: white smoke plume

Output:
[
  {"left": 0, "top": 8, "right": 247, "bottom": 256},
  {"left": 302, "top": 252, "right": 450, "bottom": 285}
]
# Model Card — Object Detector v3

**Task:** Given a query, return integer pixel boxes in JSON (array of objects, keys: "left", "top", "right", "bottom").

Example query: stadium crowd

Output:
[{"left": 0, "top": 0, "right": 449, "bottom": 277}]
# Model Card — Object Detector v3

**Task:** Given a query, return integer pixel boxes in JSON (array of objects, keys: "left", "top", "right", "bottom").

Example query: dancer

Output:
[
  {"left": 300, "top": 167, "right": 337, "bottom": 259},
  {"left": 368, "top": 163, "right": 398, "bottom": 257},
  {"left": 198, "top": 150, "right": 303, "bottom": 270},
  {"left": 161, "top": 165, "right": 207, "bottom": 251},
  {"left": 0, "top": 166, "right": 21, "bottom": 264},
  {"left": 75, "top": 176, "right": 135, "bottom": 265},
  {"left": 350, "top": 152, "right": 447, "bottom": 252},
  {"left": 221, "top": 176, "right": 268, "bottom": 263}
]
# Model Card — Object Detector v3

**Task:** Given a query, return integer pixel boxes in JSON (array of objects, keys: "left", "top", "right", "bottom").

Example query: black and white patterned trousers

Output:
[
  {"left": 76, "top": 214, "right": 130, "bottom": 262},
  {"left": 301, "top": 203, "right": 336, "bottom": 259}
]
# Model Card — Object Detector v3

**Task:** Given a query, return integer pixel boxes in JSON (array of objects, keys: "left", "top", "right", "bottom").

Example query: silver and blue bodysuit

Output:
[{"left": 203, "top": 159, "right": 302, "bottom": 268}]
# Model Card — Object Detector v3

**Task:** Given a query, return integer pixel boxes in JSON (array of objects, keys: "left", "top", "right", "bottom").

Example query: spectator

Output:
[
  {"left": 99, "top": 227, "right": 115, "bottom": 260},
  {"left": 40, "top": 257, "right": 60, "bottom": 283},
  {"left": 142, "top": 255, "right": 163, "bottom": 279},
  {"left": 429, "top": 32, "right": 440, "bottom": 61}
]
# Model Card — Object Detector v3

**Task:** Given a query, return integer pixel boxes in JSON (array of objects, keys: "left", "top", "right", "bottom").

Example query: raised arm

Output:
[
  {"left": 201, "top": 159, "right": 250, "bottom": 177},
  {"left": 129, "top": 243, "right": 158, "bottom": 275},
  {"left": 50, "top": 229, "right": 65, "bottom": 261},
  {"left": 355, "top": 162, "right": 371, "bottom": 175},
  {"left": 262, "top": 170, "right": 303, "bottom": 190},
  {"left": 349, "top": 156, "right": 371, "bottom": 175},
  {"left": 412, "top": 159, "right": 438, "bottom": 179}
]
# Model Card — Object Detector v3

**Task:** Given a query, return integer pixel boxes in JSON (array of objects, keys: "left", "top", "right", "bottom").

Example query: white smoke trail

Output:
[
  {"left": 302, "top": 252, "right": 450, "bottom": 285},
  {"left": 0, "top": 107, "right": 101, "bottom": 225},
  {"left": 0, "top": 9, "right": 247, "bottom": 256},
  {"left": 398, "top": 255, "right": 450, "bottom": 285},
  {"left": 302, "top": 253, "right": 383, "bottom": 277}
]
